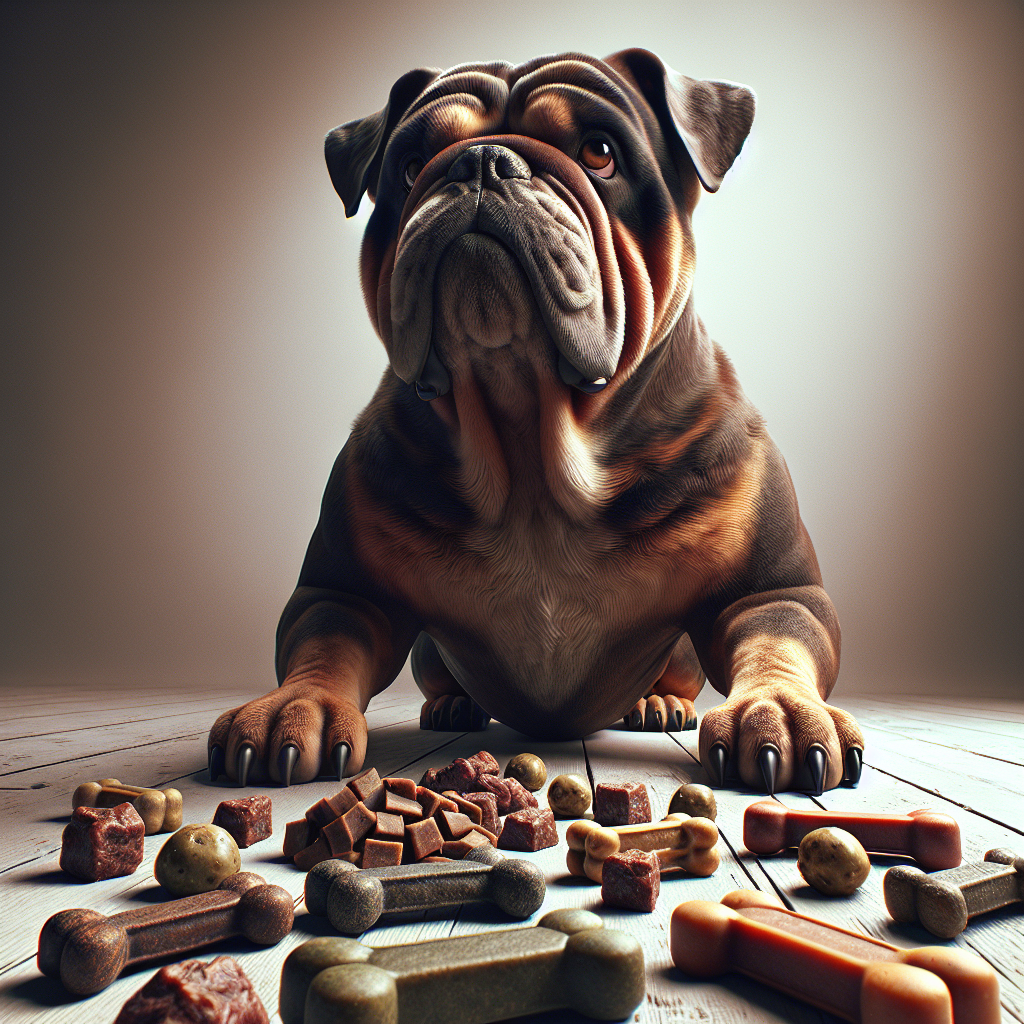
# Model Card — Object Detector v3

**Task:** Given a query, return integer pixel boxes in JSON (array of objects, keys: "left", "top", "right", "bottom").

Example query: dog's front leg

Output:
[{"left": 693, "top": 585, "right": 864, "bottom": 795}]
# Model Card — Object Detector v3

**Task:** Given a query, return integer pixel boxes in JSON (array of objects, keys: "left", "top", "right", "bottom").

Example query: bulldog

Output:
[{"left": 208, "top": 49, "right": 864, "bottom": 795}]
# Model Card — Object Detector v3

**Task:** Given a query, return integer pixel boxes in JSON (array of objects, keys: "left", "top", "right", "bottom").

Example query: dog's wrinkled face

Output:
[{"left": 327, "top": 50, "right": 755, "bottom": 403}]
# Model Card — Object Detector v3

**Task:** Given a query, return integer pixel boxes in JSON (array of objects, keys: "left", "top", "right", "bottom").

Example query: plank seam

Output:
[{"left": 0, "top": 732, "right": 207, "bottom": 778}]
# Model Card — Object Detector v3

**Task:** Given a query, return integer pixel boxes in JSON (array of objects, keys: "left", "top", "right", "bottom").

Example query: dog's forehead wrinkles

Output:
[
  {"left": 508, "top": 58, "right": 642, "bottom": 128},
  {"left": 403, "top": 68, "right": 511, "bottom": 127}
]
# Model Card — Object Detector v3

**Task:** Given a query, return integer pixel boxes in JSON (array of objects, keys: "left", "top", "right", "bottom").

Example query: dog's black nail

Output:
[
  {"left": 577, "top": 377, "right": 608, "bottom": 394},
  {"left": 208, "top": 745, "right": 224, "bottom": 782},
  {"left": 332, "top": 742, "right": 350, "bottom": 782},
  {"left": 237, "top": 744, "right": 255, "bottom": 788},
  {"left": 279, "top": 744, "right": 299, "bottom": 787},
  {"left": 669, "top": 709, "right": 683, "bottom": 732},
  {"left": 686, "top": 711, "right": 697, "bottom": 730},
  {"left": 845, "top": 747, "right": 863, "bottom": 787},
  {"left": 415, "top": 381, "right": 439, "bottom": 401},
  {"left": 707, "top": 742, "right": 727, "bottom": 786},
  {"left": 806, "top": 744, "right": 827, "bottom": 796},
  {"left": 757, "top": 744, "right": 780, "bottom": 795},
  {"left": 630, "top": 708, "right": 643, "bottom": 730}
]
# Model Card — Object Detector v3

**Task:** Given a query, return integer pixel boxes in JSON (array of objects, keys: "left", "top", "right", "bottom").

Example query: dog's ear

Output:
[
  {"left": 606, "top": 48, "right": 755, "bottom": 193},
  {"left": 325, "top": 67, "right": 440, "bottom": 216}
]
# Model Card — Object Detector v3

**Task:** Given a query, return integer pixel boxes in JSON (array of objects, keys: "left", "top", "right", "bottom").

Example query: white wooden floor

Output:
[{"left": 1, "top": 673, "right": 1021, "bottom": 1023}]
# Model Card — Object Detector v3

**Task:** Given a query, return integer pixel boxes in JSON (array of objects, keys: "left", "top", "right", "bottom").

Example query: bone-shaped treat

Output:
[
  {"left": 743, "top": 799, "right": 961, "bottom": 871},
  {"left": 37, "top": 871, "right": 294, "bottom": 995},
  {"left": 305, "top": 855, "right": 545, "bottom": 934},
  {"left": 671, "top": 889, "right": 1000, "bottom": 1024},
  {"left": 279, "top": 907, "right": 645, "bottom": 1024},
  {"left": 566, "top": 813, "right": 719, "bottom": 882},
  {"left": 884, "top": 847, "right": 1024, "bottom": 939},
  {"left": 73, "top": 777, "right": 184, "bottom": 835}
]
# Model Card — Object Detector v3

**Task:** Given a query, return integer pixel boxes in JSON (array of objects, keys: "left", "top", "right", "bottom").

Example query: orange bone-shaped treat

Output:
[
  {"left": 743, "top": 799, "right": 961, "bottom": 871},
  {"left": 72, "top": 778, "right": 183, "bottom": 835},
  {"left": 670, "top": 889, "right": 999, "bottom": 1024},
  {"left": 566, "top": 813, "right": 719, "bottom": 882}
]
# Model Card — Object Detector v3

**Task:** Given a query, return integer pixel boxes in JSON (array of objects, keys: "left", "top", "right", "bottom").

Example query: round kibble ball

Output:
[
  {"left": 155, "top": 823, "right": 241, "bottom": 896},
  {"left": 546, "top": 773, "right": 592, "bottom": 817},
  {"left": 504, "top": 753, "right": 547, "bottom": 792},
  {"left": 797, "top": 826, "right": 870, "bottom": 896},
  {"left": 667, "top": 783, "right": 717, "bottom": 821}
]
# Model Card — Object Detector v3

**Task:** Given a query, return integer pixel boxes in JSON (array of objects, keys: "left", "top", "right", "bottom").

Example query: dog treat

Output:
[
  {"left": 415, "top": 785, "right": 458, "bottom": 818},
  {"left": 404, "top": 816, "right": 444, "bottom": 860},
  {"left": 442, "top": 831, "right": 493, "bottom": 859},
  {"left": 73, "top": 779, "right": 183, "bottom": 836},
  {"left": 382, "top": 776, "right": 418, "bottom": 800},
  {"left": 113, "top": 955, "right": 269, "bottom": 1024},
  {"left": 498, "top": 807, "right": 559, "bottom": 852},
  {"left": 667, "top": 782, "right": 717, "bottom": 822},
  {"left": 437, "top": 808, "right": 477, "bottom": 840},
  {"left": 593, "top": 781, "right": 651, "bottom": 826},
  {"left": 547, "top": 773, "right": 592, "bottom": 817},
  {"left": 38, "top": 871, "right": 293, "bottom": 996},
  {"left": 467, "top": 750, "right": 500, "bottom": 777},
  {"left": 504, "top": 752, "right": 548, "bottom": 792},
  {"left": 442, "top": 790, "right": 483, "bottom": 825},
  {"left": 212, "top": 794, "right": 272, "bottom": 849},
  {"left": 602, "top": 849, "right": 661, "bottom": 912},
  {"left": 292, "top": 837, "right": 333, "bottom": 871},
  {"left": 155, "top": 824, "right": 242, "bottom": 897},
  {"left": 283, "top": 819, "right": 318, "bottom": 857},
  {"left": 347, "top": 767, "right": 385, "bottom": 811},
  {"left": 383, "top": 790, "right": 424, "bottom": 819},
  {"left": 373, "top": 810, "right": 407, "bottom": 840},
  {"left": 670, "top": 889, "right": 1000, "bottom": 1024},
  {"left": 421, "top": 758, "right": 478, "bottom": 793},
  {"left": 306, "top": 788, "right": 357, "bottom": 828},
  {"left": 567, "top": 813, "right": 719, "bottom": 882},
  {"left": 461, "top": 791, "right": 501, "bottom": 834},
  {"left": 743, "top": 800, "right": 961, "bottom": 871},
  {"left": 798, "top": 827, "right": 871, "bottom": 896},
  {"left": 361, "top": 838, "right": 405, "bottom": 868},
  {"left": 884, "top": 847, "right": 1024, "bottom": 939},
  {"left": 60, "top": 802, "right": 145, "bottom": 882},
  {"left": 322, "top": 801, "right": 376, "bottom": 855},
  {"left": 305, "top": 856, "right": 546, "bottom": 933},
  {"left": 279, "top": 908, "right": 644, "bottom": 1024}
]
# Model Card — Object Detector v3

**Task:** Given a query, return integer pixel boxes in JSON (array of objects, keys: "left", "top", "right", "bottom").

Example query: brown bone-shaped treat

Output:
[
  {"left": 72, "top": 778, "right": 183, "bottom": 835},
  {"left": 743, "top": 799, "right": 961, "bottom": 871},
  {"left": 304, "top": 856, "right": 546, "bottom": 933},
  {"left": 671, "top": 889, "right": 1000, "bottom": 1024},
  {"left": 884, "top": 847, "right": 1024, "bottom": 938},
  {"left": 278, "top": 908, "right": 645, "bottom": 1024},
  {"left": 566, "top": 813, "right": 719, "bottom": 882},
  {"left": 37, "top": 871, "right": 294, "bottom": 995}
]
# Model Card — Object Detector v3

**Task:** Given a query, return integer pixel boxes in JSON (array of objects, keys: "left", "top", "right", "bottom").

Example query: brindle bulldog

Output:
[{"left": 207, "top": 49, "right": 864, "bottom": 795}]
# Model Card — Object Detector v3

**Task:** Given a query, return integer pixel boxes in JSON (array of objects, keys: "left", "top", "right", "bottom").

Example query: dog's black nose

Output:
[{"left": 447, "top": 145, "right": 530, "bottom": 186}]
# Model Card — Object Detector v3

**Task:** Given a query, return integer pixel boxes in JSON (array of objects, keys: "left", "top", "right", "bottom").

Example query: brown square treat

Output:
[
  {"left": 415, "top": 787, "right": 458, "bottom": 818},
  {"left": 593, "top": 782, "right": 652, "bottom": 827},
  {"left": 347, "top": 768, "right": 385, "bottom": 811},
  {"left": 436, "top": 808, "right": 476, "bottom": 840},
  {"left": 383, "top": 777, "right": 418, "bottom": 800},
  {"left": 504, "top": 777, "right": 538, "bottom": 814},
  {"left": 601, "top": 849, "right": 661, "bottom": 912},
  {"left": 323, "top": 801, "right": 377, "bottom": 855},
  {"left": 212, "top": 794, "right": 272, "bottom": 848},
  {"left": 469, "top": 824, "right": 499, "bottom": 847},
  {"left": 404, "top": 816, "right": 444, "bottom": 860},
  {"left": 441, "top": 831, "right": 492, "bottom": 858},
  {"left": 361, "top": 838, "right": 404, "bottom": 868},
  {"left": 466, "top": 750, "right": 500, "bottom": 777},
  {"left": 497, "top": 807, "right": 558, "bottom": 852},
  {"left": 60, "top": 802, "right": 145, "bottom": 881},
  {"left": 292, "top": 836, "right": 333, "bottom": 871},
  {"left": 442, "top": 791, "right": 483, "bottom": 825},
  {"left": 283, "top": 819, "right": 318, "bottom": 857},
  {"left": 373, "top": 811, "right": 406, "bottom": 840},
  {"left": 383, "top": 790, "right": 423, "bottom": 820},
  {"left": 305, "top": 788, "right": 357, "bottom": 828},
  {"left": 461, "top": 792, "right": 500, "bottom": 835}
]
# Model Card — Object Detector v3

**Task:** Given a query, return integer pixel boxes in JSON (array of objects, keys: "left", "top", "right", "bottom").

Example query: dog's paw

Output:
[
  {"left": 698, "top": 684, "right": 864, "bottom": 794},
  {"left": 623, "top": 694, "right": 696, "bottom": 732},
  {"left": 207, "top": 683, "right": 368, "bottom": 787},
  {"left": 419, "top": 696, "right": 491, "bottom": 731}
]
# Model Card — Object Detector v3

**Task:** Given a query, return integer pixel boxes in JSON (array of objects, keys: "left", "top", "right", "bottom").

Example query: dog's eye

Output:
[
  {"left": 579, "top": 139, "right": 615, "bottom": 178},
  {"left": 402, "top": 156, "right": 424, "bottom": 190}
]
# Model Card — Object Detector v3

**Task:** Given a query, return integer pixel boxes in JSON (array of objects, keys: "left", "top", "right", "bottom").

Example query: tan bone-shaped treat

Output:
[
  {"left": 566, "top": 812, "right": 719, "bottom": 882},
  {"left": 72, "top": 778, "right": 183, "bottom": 835}
]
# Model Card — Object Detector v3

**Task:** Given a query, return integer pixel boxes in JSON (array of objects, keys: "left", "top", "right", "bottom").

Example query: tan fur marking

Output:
[
  {"left": 730, "top": 634, "right": 821, "bottom": 698},
  {"left": 608, "top": 222, "right": 654, "bottom": 380},
  {"left": 450, "top": 373, "right": 512, "bottom": 523}
]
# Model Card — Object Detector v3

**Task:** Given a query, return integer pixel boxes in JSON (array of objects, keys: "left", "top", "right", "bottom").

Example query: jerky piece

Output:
[
  {"left": 498, "top": 808, "right": 559, "bottom": 852},
  {"left": 441, "top": 831, "right": 493, "bottom": 858},
  {"left": 437, "top": 809, "right": 476, "bottom": 841},
  {"left": 60, "top": 803, "right": 145, "bottom": 882},
  {"left": 305, "top": 788, "right": 356, "bottom": 828},
  {"left": 405, "top": 817, "right": 444, "bottom": 861},
  {"left": 462, "top": 792, "right": 501, "bottom": 835},
  {"left": 348, "top": 768, "right": 385, "bottom": 811},
  {"left": 362, "top": 838, "right": 404, "bottom": 868},
  {"left": 382, "top": 777, "right": 418, "bottom": 800},
  {"left": 283, "top": 819, "right": 318, "bottom": 858},
  {"left": 504, "top": 777, "right": 539, "bottom": 814},
  {"left": 466, "top": 750, "right": 500, "bottom": 778},
  {"left": 442, "top": 791, "right": 483, "bottom": 825},
  {"left": 212, "top": 795, "right": 272, "bottom": 849},
  {"left": 373, "top": 811, "right": 406, "bottom": 841},
  {"left": 601, "top": 849, "right": 660, "bottom": 912},
  {"left": 420, "top": 758, "right": 477, "bottom": 794},
  {"left": 475, "top": 774, "right": 513, "bottom": 814},
  {"left": 383, "top": 790, "right": 423, "bottom": 820},
  {"left": 593, "top": 782, "right": 652, "bottom": 827},
  {"left": 113, "top": 955, "right": 268, "bottom": 1024}
]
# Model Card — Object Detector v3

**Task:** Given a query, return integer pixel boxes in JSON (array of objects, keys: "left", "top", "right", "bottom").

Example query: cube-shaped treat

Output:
[
  {"left": 461, "top": 792, "right": 501, "bottom": 836},
  {"left": 306, "top": 788, "right": 357, "bottom": 828},
  {"left": 60, "top": 802, "right": 145, "bottom": 881},
  {"left": 383, "top": 790, "right": 423, "bottom": 820},
  {"left": 348, "top": 768, "right": 385, "bottom": 811},
  {"left": 470, "top": 824, "right": 499, "bottom": 847},
  {"left": 415, "top": 787, "right": 457, "bottom": 818},
  {"left": 362, "top": 838, "right": 404, "bottom": 868},
  {"left": 442, "top": 792, "right": 483, "bottom": 825},
  {"left": 467, "top": 750, "right": 500, "bottom": 777},
  {"left": 283, "top": 819, "right": 318, "bottom": 858},
  {"left": 437, "top": 809, "right": 476, "bottom": 841},
  {"left": 594, "top": 782, "right": 651, "bottom": 827},
  {"left": 212, "top": 794, "right": 272, "bottom": 848},
  {"left": 373, "top": 811, "right": 406, "bottom": 841},
  {"left": 323, "top": 802, "right": 376, "bottom": 855},
  {"left": 602, "top": 849, "right": 661, "bottom": 912},
  {"left": 504, "top": 777, "right": 539, "bottom": 814},
  {"left": 441, "top": 831, "right": 493, "bottom": 859},
  {"left": 405, "top": 817, "right": 444, "bottom": 861},
  {"left": 498, "top": 808, "right": 558, "bottom": 852},
  {"left": 293, "top": 836, "right": 333, "bottom": 871},
  {"left": 383, "top": 777, "right": 418, "bottom": 800}
]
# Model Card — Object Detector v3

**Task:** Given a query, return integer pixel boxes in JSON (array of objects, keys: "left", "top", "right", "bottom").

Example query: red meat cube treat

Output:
[
  {"left": 383, "top": 790, "right": 423, "bottom": 820},
  {"left": 405, "top": 816, "right": 444, "bottom": 860},
  {"left": 504, "top": 777, "right": 539, "bottom": 813},
  {"left": 373, "top": 811, "right": 406, "bottom": 841},
  {"left": 361, "top": 838, "right": 405, "bottom": 868},
  {"left": 498, "top": 807, "right": 559, "bottom": 852},
  {"left": 442, "top": 792, "right": 483, "bottom": 825},
  {"left": 306, "top": 788, "right": 357, "bottom": 828},
  {"left": 437, "top": 809, "right": 476, "bottom": 840},
  {"left": 212, "top": 794, "right": 272, "bottom": 849},
  {"left": 283, "top": 819, "right": 318, "bottom": 857},
  {"left": 383, "top": 777, "right": 418, "bottom": 801},
  {"left": 293, "top": 836, "right": 333, "bottom": 871},
  {"left": 474, "top": 774, "right": 513, "bottom": 814},
  {"left": 347, "top": 768, "right": 385, "bottom": 811},
  {"left": 466, "top": 750, "right": 500, "bottom": 778},
  {"left": 323, "top": 801, "right": 376, "bottom": 855},
  {"left": 462, "top": 792, "right": 501, "bottom": 835},
  {"left": 420, "top": 758, "right": 478, "bottom": 793},
  {"left": 441, "top": 831, "right": 493, "bottom": 859},
  {"left": 593, "top": 782, "right": 652, "bottom": 827},
  {"left": 601, "top": 849, "right": 661, "bottom": 912},
  {"left": 60, "top": 802, "right": 145, "bottom": 882},
  {"left": 113, "top": 955, "right": 268, "bottom": 1024}
]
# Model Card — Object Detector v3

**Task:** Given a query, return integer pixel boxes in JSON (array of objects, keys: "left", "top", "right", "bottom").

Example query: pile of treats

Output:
[{"left": 284, "top": 751, "right": 558, "bottom": 870}]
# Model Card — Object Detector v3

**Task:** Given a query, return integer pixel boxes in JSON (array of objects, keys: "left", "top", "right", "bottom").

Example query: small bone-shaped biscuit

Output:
[
  {"left": 38, "top": 871, "right": 294, "bottom": 995},
  {"left": 279, "top": 907, "right": 645, "bottom": 1024},
  {"left": 72, "top": 778, "right": 183, "bottom": 835},
  {"left": 566, "top": 813, "right": 719, "bottom": 882},
  {"left": 305, "top": 856, "right": 546, "bottom": 934},
  {"left": 884, "top": 847, "right": 1024, "bottom": 939},
  {"left": 671, "top": 889, "right": 1000, "bottom": 1024},
  {"left": 742, "top": 799, "right": 961, "bottom": 871}
]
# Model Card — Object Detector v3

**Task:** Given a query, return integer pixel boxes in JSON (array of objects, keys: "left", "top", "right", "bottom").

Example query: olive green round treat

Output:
[
  {"left": 797, "top": 826, "right": 871, "bottom": 896},
  {"left": 504, "top": 753, "right": 547, "bottom": 792},
  {"left": 546, "top": 773, "right": 591, "bottom": 817},
  {"left": 667, "top": 782, "right": 717, "bottom": 821},
  {"left": 155, "top": 823, "right": 241, "bottom": 896}
]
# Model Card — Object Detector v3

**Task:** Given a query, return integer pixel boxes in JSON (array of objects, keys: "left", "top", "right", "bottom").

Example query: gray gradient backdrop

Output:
[{"left": 3, "top": 1, "right": 1022, "bottom": 699}]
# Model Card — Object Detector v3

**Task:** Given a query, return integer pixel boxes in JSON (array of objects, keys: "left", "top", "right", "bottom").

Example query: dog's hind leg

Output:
[
  {"left": 624, "top": 635, "right": 704, "bottom": 732},
  {"left": 412, "top": 633, "right": 491, "bottom": 731}
]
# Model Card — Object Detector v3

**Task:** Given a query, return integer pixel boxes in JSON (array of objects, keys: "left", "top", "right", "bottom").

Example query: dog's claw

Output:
[
  {"left": 685, "top": 710, "right": 697, "bottom": 730},
  {"left": 332, "top": 742, "right": 350, "bottom": 782},
  {"left": 278, "top": 744, "right": 299, "bottom": 787},
  {"left": 706, "top": 742, "right": 728, "bottom": 787},
  {"left": 236, "top": 744, "right": 255, "bottom": 788},
  {"left": 757, "top": 743, "right": 780, "bottom": 795},
  {"left": 806, "top": 744, "right": 827, "bottom": 796},
  {"left": 845, "top": 747, "right": 863, "bottom": 787},
  {"left": 208, "top": 745, "right": 224, "bottom": 782}
]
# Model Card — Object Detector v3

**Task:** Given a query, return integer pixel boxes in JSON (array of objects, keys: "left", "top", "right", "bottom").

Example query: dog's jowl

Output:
[{"left": 208, "top": 49, "right": 864, "bottom": 795}]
